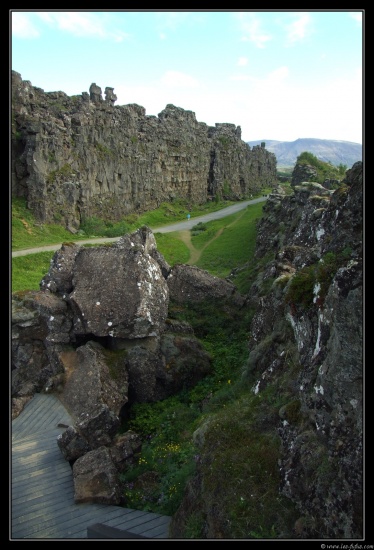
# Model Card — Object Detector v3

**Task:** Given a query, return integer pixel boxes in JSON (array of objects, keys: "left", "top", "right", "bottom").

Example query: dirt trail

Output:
[
  {"left": 179, "top": 207, "right": 247, "bottom": 265},
  {"left": 12, "top": 197, "right": 267, "bottom": 258},
  {"left": 178, "top": 229, "right": 224, "bottom": 264}
]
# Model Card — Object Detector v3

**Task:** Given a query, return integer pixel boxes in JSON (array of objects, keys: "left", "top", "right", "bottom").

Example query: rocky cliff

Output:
[
  {"left": 11, "top": 70, "right": 277, "bottom": 232},
  {"left": 170, "top": 161, "right": 363, "bottom": 539},
  {"left": 11, "top": 68, "right": 363, "bottom": 537},
  {"left": 12, "top": 162, "right": 363, "bottom": 539}
]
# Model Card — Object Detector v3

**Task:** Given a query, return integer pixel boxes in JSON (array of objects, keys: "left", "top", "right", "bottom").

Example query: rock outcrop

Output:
[
  {"left": 12, "top": 226, "right": 223, "bottom": 405},
  {"left": 291, "top": 162, "right": 318, "bottom": 186},
  {"left": 11, "top": 225, "right": 242, "bottom": 504},
  {"left": 250, "top": 164, "right": 363, "bottom": 538},
  {"left": 170, "top": 162, "right": 363, "bottom": 539},
  {"left": 11, "top": 74, "right": 363, "bottom": 534},
  {"left": 11, "top": 70, "right": 277, "bottom": 231}
]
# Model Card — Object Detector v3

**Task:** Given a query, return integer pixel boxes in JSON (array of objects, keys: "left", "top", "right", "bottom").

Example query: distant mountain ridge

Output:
[{"left": 247, "top": 138, "right": 362, "bottom": 170}]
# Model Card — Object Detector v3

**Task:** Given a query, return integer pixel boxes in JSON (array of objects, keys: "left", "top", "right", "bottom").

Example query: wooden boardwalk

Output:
[{"left": 11, "top": 393, "right": 171, "bottom": 540}]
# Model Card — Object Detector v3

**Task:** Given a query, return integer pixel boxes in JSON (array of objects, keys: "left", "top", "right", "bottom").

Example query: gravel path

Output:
[{"left": 12, "top": 197, "right": 267, "bottom": 258}]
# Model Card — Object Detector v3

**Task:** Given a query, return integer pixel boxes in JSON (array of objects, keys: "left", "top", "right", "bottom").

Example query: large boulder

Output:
[
  {"left": 57, "top": 425, "right": 91, "bottom": 463},
  {"left": 75, "top": 403, "right": 120, "bottom": 449},
  {"left": 291, "top": 163, "right": 318, "bottom": 186},
  {"left": 73, "top": 446, "right": 123, "bottom": 505},
  {"left": 40, "top": 242, "right": 81, "bottom": 294},
  {"left": 167, "top": 264, "right": 245, "bottom": 307},
  {"left": 11, "top": 290, "right": 72, "bottom": 396},
  {"left": 59, "top": 340, "right": 128, "bottom": 419},
  {"left": 110, "top": 431, "right": 143, "bottom": 474},
  {"left": 12, "top": 227, "right": 216, "bottom": 411},
  {"left": 69, "top": 229, "right": 169, "bottom": 339}
]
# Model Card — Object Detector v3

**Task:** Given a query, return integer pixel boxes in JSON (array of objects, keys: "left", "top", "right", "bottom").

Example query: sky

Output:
[{"left": 11, "top": 10, "right": 364, "bottom": 144}]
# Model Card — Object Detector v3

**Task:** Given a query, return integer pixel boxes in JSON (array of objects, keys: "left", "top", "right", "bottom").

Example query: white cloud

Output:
[
  {"left": 235, "top": 12, "right": 272, "bottom": 48},
  {"left": 237, "top": 56, "right": 248, "bottom": 66},
  {"left": 36, "top": 12, "right": 129, "bottom": 42},
  {"left": 11, "top": 12, "right": 40, "bottom": 38},
  {"left": 238, "top": 66, "right": 362, "bottom": 142},
  {"left": 230, "top": 75, "right": 251, "bottom": 81},
  {"left": 160, "top": 71, "right": 199, "bottom": 88},
  {"left": 284, "top": 13, "right": 312, "bottom": 45},
  {"left": 112, "top": 70, "right": 362, "bottom": 143},
  {"left": 266, "top": 65, "right": 289, "bottom": 83}
]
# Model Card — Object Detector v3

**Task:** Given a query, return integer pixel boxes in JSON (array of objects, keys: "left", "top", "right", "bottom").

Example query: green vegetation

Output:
[
  {"left": 12, "top": 197, "right": 86, "bottom": 251},
  {"left": 296, "top": 151, "right": 347, "bottom": 186},
  {"left": 199, "top": 400, "right": 297, "bottom": 538},
  {"left": 12, "top": 186, "right": 302, "bottom": 537},
  {"left": 119, "top": 296, "right": 298, "bottom": 536},
  {"left": 277, "top": 169, "right": 293, "bottom": 179},
  {"left": 121, "top": 396, "right": 200, "bottom": 515},
  {"left": 12, "top": 196, "right": 238, "bottom": 251},
  {"left": 194, "top": 203, "right": 264, "bottom": 280},
  {"left": 11, "top": 193, "right": 268, "bottom": 292},
  {"left": 12, "top": 195, "right": 270, "bottom": 293},
  {"left": 120, "top": 297, "right": 255, "bottom": 519},
  {"left": 12, "top": 252, "right": 54, "bottom": 293},
  {"left": 190, "top": 221, "right": 208, "bottom": 236},
  {"left": 47, "top": 163, "right": 76, "bottom": 184},
  {"left": 95, "top": 142, "right": 114, "bottom": 159},
  {"left": 285, "top": 248, "right": 352, "bottom": 309},
  {"left": 79, "top": 216, "right": 131, "bottom": 238},
  {"left": 134, "top": 198, "right": 238, "bottom": 228},
  {"left": 153, "top": 233, "right": 190, "bottom": 265}
]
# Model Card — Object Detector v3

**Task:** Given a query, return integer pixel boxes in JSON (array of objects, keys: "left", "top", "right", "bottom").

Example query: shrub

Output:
[
  {"left": 285, "top": 249, "right": 353, "bottom": 309},
  {"left": 120, "top": 396, "right": 200, "bottom": 515},
  {"left": 296, "top": 151, "right": 345, "bottom": 185},
  {"left": 285, "top": 265, "right": 316, "bottom": 308},
  {"left": 191, "top": 222, "right": 207, "bottom": 234}
]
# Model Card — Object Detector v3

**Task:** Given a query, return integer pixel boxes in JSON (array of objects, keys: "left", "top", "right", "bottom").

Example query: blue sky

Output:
[{"left": 11, "top": 10, "right": 363, "bottom": 144}]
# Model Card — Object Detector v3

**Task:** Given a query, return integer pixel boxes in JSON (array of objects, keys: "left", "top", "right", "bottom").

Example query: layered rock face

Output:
[
  {"left": 11, "top": 70, "right": 277, "bottom": 231},
  {"left": 170, "top": 162, "right": 363, "bottom": 539},
  {"left": 251, "top": 163, "right": 363, "bottom": 538}
]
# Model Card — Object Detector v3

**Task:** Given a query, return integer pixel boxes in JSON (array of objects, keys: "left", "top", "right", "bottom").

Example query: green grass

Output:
[
  {"left": 199, "top": 397, "right": 297, "bottom": 539},
  {"left": 12, "top": 197, "right": 86, "bottom": 250},
  {"left": 11, "top": 202, "right": 262, "bottom": 291},
  {"left": 194, "top": 203, "right": 264, "bottom": 278},
  {"left": 11, "top": 188, "right": 301, "bottom": 536},
  {"left": 135, "top": 198, "right": 237, "bottom": 227},
  {"left": 12, "top": 252, "right": 54, "bottom": 293},
  {"left": 12, "top": 190, "right": 272, "bottom": 252},
  {"left": 121, "top": 396, "right": 201, "bottom": 515},
  {"left": 118, "top": 297, "right": 298, "bottom": 535},
  {"left": 11, "top": 196, "right": 239, "bottom": 251},
  {"left": 11, "top": 195, "right": 267, "bottom": 292},
  {"left": 153, "top": 232, "right": 190, "bottom": 265},
  {"left": 120, "top": 297, "right": 254, "bottom": 518}
]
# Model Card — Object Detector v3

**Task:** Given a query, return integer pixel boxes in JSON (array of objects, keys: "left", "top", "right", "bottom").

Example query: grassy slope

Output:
[
  {"left": 11, "top": 194, "right": 268, "bottom": 293},
  {"left": 11, "top": 196, "right": 240, "bottom": 251}
]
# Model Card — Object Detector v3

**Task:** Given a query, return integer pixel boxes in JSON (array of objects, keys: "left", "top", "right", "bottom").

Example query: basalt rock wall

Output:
[
  {"left": 170, "top": 162, "right": 363, "bottom": 539},
  {"left": 11, "top": 71, "right": 277, "bottom": 231}
]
